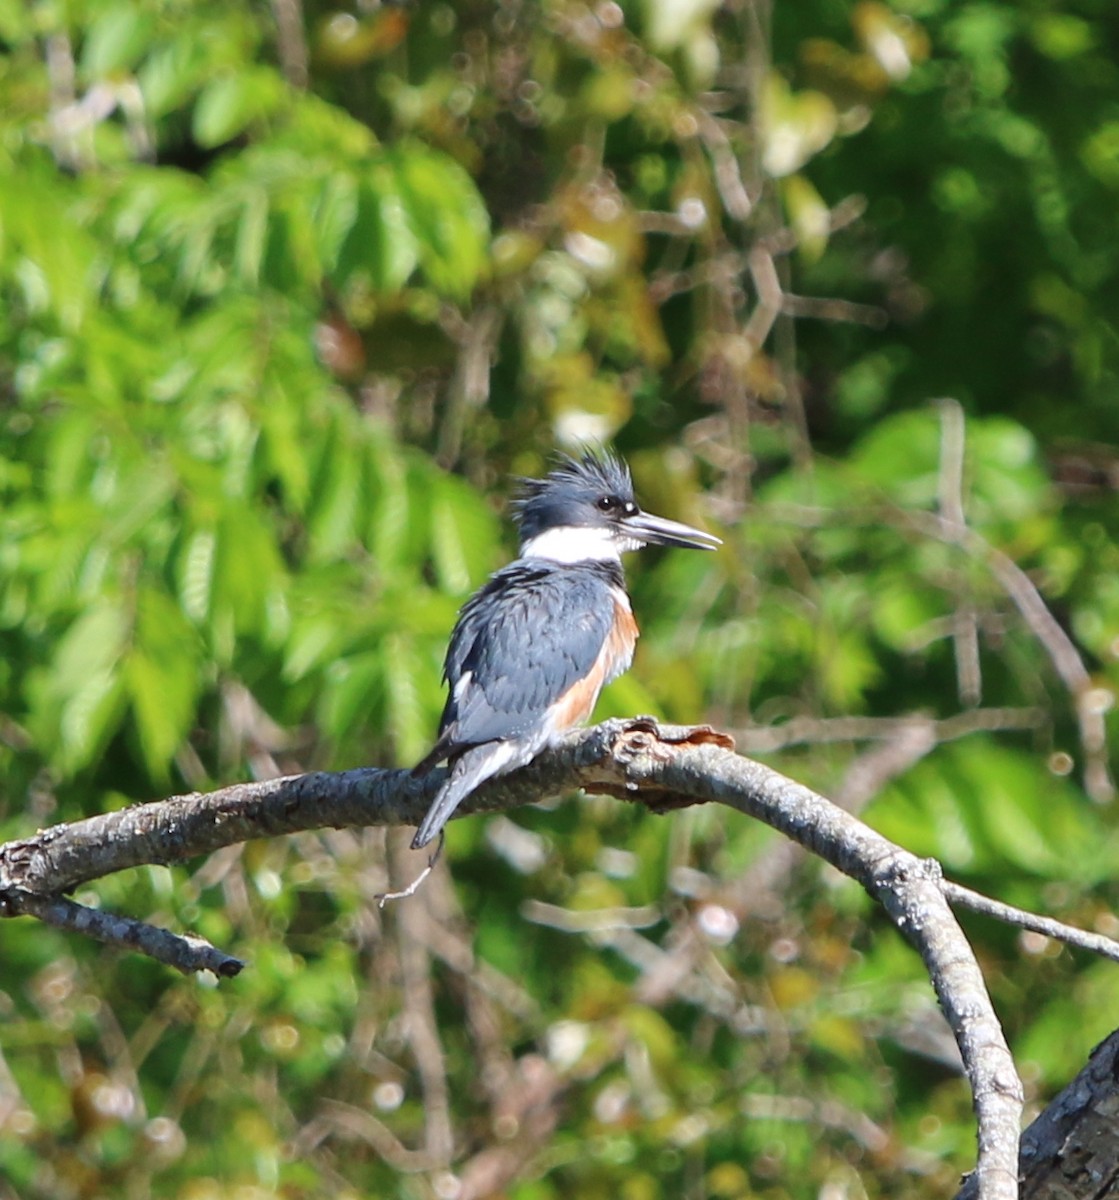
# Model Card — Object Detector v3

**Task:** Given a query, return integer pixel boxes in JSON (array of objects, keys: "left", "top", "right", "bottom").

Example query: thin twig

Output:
[
  {"left": 695, "top": 111, "right": 754, "bottom": 221},
  {"left": 521, "top": 900, "right": 663, "bottom": 932},
  {"left": 916, "top": 509, "right": 1115, "bottom": 804},
  {"left": 457, "top": 1054, "right": 566, "bottom": 1200},
  {"left": 292, "top": 1098, "right": 437, "bottom": 1171},
  {"left": 756, "top": 193, "right": 868, "bottom": 255},
  {"left": 938, "top": 398, "right": 984, "bottom": 707},
  {"left": 733, "top": 706, "right": 1046, "bottom": 753},
  {"left": 436, "top": 304, "right": 502, "bottom": 468},
  {"left": 740, "top": 1091, "right": 890, "bottom": 1153},
  {"left": 0, "top": 891, "right": 243, "bottom": 977},
  {"left": 938, "top": 398, "right": 967, "bottom": 528},
  {"left": 779, "top": 293, "right": 888, "bottom": 328},
  {"left": 944, "top": 880, "right": 1119, "bottom": 965},
  {"left": 833, "top": 720, "right": 938, "bottom": 810},
  {"left": 269, "top": 0, "right": 308, "bottom": 89}
]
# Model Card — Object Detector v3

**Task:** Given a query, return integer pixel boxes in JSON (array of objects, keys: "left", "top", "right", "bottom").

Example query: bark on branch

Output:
[{"left": 0, "top": 716, "right": 1041, "bottom": 1199}]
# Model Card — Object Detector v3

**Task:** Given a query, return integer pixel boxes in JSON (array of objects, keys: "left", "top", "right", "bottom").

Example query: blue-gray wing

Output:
[{"left": 418, "top": 563, "right": 615, "bottom": 766}]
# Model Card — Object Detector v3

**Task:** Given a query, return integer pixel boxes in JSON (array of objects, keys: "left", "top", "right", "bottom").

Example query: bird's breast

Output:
[
  {"left": 604, "top": 587, "right": 638, "bottom": 681},
  {"left": 545, "top": 587, "right": 638, "bottom": 732}
]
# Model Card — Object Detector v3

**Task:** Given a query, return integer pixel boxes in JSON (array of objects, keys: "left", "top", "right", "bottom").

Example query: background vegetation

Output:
[{"left": 1, "top": 1, "right": 1118, "bottom": 1197}]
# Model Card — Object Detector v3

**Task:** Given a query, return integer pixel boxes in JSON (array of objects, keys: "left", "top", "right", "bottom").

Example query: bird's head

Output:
[{"left": 512, "top": 449, "right": 721, "bottom": 564}]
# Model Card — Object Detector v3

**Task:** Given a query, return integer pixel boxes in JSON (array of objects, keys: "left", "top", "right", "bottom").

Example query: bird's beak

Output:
[{"left": 621, "top": 509, "right": 722, "bottom": 551}]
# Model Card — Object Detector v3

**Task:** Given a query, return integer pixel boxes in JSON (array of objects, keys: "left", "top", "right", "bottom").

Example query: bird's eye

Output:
[{"left": 596, "top": 495, "right": 616, "bottom": 512}]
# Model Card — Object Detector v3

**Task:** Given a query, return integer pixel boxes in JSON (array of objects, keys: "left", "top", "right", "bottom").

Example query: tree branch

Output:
[
  {"left": 0, "top": 716, "right": 1053, "bottom": 1198},
  {"left": 0, "top": 889, "right": 243, "bottom": 976},
  {"left": 943, "top": 879, "right": 1119, "bottom": 965}
]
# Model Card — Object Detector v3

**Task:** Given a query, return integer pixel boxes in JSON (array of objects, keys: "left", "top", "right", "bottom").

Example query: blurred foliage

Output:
[{"left": 0, "top": 1, "right": 1118, "bottom": 1198}]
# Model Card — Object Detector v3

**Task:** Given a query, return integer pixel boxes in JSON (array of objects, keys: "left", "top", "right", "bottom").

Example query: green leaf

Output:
[
  {"left": 427, "top": 470, "right": 499, "bottom": 594},
  {"left": 848, "top": 409, "right": 941, "bottom": 507},
  {"left": 193, "top": 68, "right": 287, "bottom": 149},
  {"left": 388, "top": 144, "right": 490, "bottom": 298},
  {"left": 338, "top": 173, "right": 418, "bottom": 293},
  {"left": 872, "top": 741, "right": 1112, "bottom": 881},
  {"left": 0, "top": 174, "right": 96, "bottom": 329},
  {"left": 124, "top": 587, "right": 201, "bottom": 779},
  {"left": 138, "top": 38, "right": 213, "bottom": 118},
  {"left": 312, "top": 172, "right": 359, "bottom": 273},
  {"left": 81, "top": 6, "right": 156, "bottom": 78},
  {"left": 306, "top": 422, "right": 363, "bottom": 561},
  {"left": 234, "top": 185, "right": 270, "bottom": 285},
  {"left": 319, "top": 651, "right": 383, "bottom": 747},
  {"left": 383, "top": 630, "right": 427, "bottom": 764},
  {"left": 207, "top": 507, "right": 286, "bottom": 656},
  {"left": 366, "top": 435, "right": 410, "bottom": 570},
  {"left": 178, "top": 528, "right": 216, "bottom": 624},
  {"left": 0, "top": 0, "right": 30, "bottom": 42},
  {"left": 27, "top": 602, "right": 131, "bottom": 774}
]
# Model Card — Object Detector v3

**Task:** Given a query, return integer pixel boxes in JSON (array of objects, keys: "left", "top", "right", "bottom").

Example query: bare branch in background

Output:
[
  {"left": 733, "top": 706, "right": 1046, "bottom": 754},
  {"left": 387, "top": 834, "right": 455, "bottom": 1167},
  {"left": 437, "top": 303, "right": 503, "bottom": 468},
  {"left": 270, "top": 0, "right": 309, "bottom": 89},
  {"left": 695, "top": 111, "right": 755, "bottom": 222}
]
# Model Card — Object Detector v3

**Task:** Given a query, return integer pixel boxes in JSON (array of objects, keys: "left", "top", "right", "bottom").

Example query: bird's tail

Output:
[{"left": 411, "top": 743, "right": 514, "bottom": 849}]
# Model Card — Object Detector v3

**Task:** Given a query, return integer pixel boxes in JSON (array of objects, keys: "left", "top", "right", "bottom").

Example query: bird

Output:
[{"left": 410, "top": 449, "right": 721, "bottom": 850}]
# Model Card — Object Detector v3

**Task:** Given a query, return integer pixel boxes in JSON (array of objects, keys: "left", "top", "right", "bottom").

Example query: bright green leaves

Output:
[
  {"left": 825, "top": 407, "right": 1051, "bottom": 531},
  {"left": 139, "top": 35, "right": 218, "bottom": 119},
  {"left": 0, "top": 251, "right": 506, "bottom": 786},
  {"left": 208, "top": 506, "right": 287, "bottom": 653},
  {"left": 124, "top": 588, "right": 204, "bottom": 781},
  {"left": 192, "top": 67, "right": 288, "bottom": 149},
  {"left": 26, "top": 602, "right": 129, "bottom": 776},
  {"left": 1028, "top": 12, "right": 1097, "bottom": 61},
  {"left": 429, "top": 470, "right": 500, "bottom": 595},
  {"left": 964, "top": 417, "right": 1052, "bottom": 526},
  {"left": 387, "top": 143, "right": 491, "bottom": 299},
  {"left": 81, "top": 5, "right": 158, "bottom": 79},
  {"left": 2, "top": 16, "right": 491, "bottom": 314},
  {"left": 0, "top": 0, "right": 494, "bottom": 794},
  {"left": 343, "top": 167, "right": 418, "bottom": 294},
  {"left": 871, "top": 740, "right": 1114, "bottom": 883},
  {"left": 103, "top": 130, "right": 489, "bottom": 302},
  {"left": 4, "top": 380, "right": 501, "bottom": 783},
  {"left": 293, "top": 450, "right": 498, "bottom": 764},
  {"left": 0, "top": 170, "right": 99, "bottom": 331}
]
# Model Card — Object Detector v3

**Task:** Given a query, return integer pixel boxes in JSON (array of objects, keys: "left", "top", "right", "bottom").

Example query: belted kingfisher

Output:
[{"left": 410, "top": 449, "right": 720, "bottom": 849}]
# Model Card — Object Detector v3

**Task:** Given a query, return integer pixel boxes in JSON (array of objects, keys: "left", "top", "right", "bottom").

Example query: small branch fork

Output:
[{"left": 3, "top": 720, "right": 1116, "bottom": 1197}]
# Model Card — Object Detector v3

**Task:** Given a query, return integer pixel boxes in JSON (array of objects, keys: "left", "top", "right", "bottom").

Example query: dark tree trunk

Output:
[{"left": 957, "top": 1029, "right": 1119, "bottom": 1200}]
